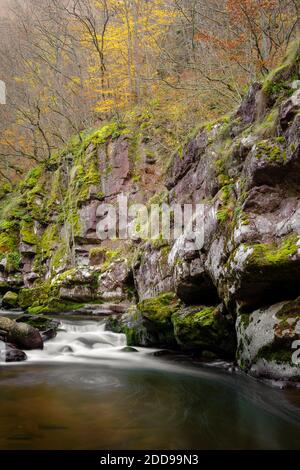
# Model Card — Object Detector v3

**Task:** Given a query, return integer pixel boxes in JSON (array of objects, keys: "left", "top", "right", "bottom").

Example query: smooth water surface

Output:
[{"left": 0, "top": 320, "right": 300, "bottom": 450}]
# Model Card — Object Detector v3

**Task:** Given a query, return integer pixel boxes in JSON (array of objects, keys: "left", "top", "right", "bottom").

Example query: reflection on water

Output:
[{"left": 0, "top": 320, "right": 300, "bottom": 450}]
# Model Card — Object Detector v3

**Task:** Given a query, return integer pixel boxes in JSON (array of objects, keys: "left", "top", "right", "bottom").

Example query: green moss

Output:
[
  {"left": 138, "top": 292, "right": 180, "bottom": 324},
  {"left": 188, "top": 307, "right": 216, "bottom": 326},
  {"left": 247, "top": 234, "right": 298, "bottom": 266},
  {"left": 90, "top": 249, "right": 122, "bottom": 272},
  {"left": 106, "top": 305, "right": 155, "bottom": 347},
  {"left": 40, "top": 225, "right": 58, "bottom": 259},
  {"left": 255, "top": 109, "right": 279, "bottom": 138},
  {"left": 172, "top": 306, "right": 235, "bottom": 356},
  {"left": 0, "top": 182, "right": 12, "bottom": 200},
  {"left": 132, "top": 174, "right": 141, "bottom": 183},
  {"left": 255, "top": 140, "right": 287, "bottom": 163},
  {"left": 216, "top": 207, "right": 231, "bottom": 223},
  {"left": 6, "top": 252, "right": 21, "bottom": 272},
  {"left": 276, "top": 298, "right": 300, "bottom": 319},
  {"left": 28, "top": 301, "right": 86, "bottom": 315},
  {"left": 51, "top": 244, "right": 68, "bottom": 272},
  {"left": 0, "top": 231, "right": 18, "bottom": 254},
  {"left": 16, "top": 315, "right": 58, "bottom": 332},
  {"left": 18, "top": 284, "right": 53, "bottom": 309},
  {"left": 239, "top": 314, "right": 251, "bottom": 328},
  {"left": 20, "top": 166, "right": 43, "bottom": 190},
  {"left": 203, "top": 115, "right": 230, "bottom": 133},
  {"left": 2, "top": 291, "right": 19, "bottom": 308},
  {"left": 20, "top": 221, "right": 38, "bottom": 246},
  {"left": 262, "top": 39, "right": 300, "bottom": 97},
  {"left": 256, "top": 345, "right": 293, "bottom": 364},
  {"left": 216, "top": 184, "right": 235, "bottom": 224}
]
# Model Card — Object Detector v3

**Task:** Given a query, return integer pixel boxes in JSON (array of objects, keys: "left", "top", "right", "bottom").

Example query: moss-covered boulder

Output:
[
  {"left": 106, "top": 293, "right": 235, "bottom": 356},
  {"left": 224, "top": 234, "right": 300, "bottom": 313},
  {"left": 137, "top": 293, "right": 181, "bottom": 347},
  {"left": 2, "top": 291, "right": 19, "bottom": 308},
  {"left": 16, "top": 314, "right": 60, "bottom": 342},
  {"left": 236, "top": 298, "right": 300, "bottom": 381},
  {"left": 107, "top": 293, "right": 181, "bottom": 347},
  {"left": 172, "top": 306, "right": 236, "bottom": 358},
  {"left": 106, "top": 306, "right": 152, "bottom": 347}
]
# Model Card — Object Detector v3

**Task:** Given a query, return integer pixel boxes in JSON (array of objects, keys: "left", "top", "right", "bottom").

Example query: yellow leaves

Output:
[{"left": 93, "top": 98, "right": 115, "bottom": 113}]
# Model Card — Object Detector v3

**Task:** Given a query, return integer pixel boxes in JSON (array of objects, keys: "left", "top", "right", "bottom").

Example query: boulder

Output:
[
  {"left": 172, "top": 305, "right": 235, "bottom": 358},
  {"left": 0, "top": 343, "right": 27, "bottom": 363},
  {"left": 222, "top": 233, "right": 300, "bottom": 312},
  {"left": 2, "top": 291, "right": 19, "bottom": 308},
  {"left": 0, "top": 317, "right": 43, "bottom": 350},
  {"left": 106, "top": 293, "right": 181, "bottom": 348},
  {"left": 16, "top": 314, "right": 60, "bottom": 342},
  {"left": 236, "top": 298, "right": 300, "bottom": 381}
]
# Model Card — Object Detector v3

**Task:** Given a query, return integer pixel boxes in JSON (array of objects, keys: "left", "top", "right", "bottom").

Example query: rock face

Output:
[{"left": 1, "top": 42, "right": 300, "bottom": 380}]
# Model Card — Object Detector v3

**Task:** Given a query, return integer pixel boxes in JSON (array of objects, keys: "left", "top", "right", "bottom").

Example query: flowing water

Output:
[{"left": 0, "top": 319, "right": 300, "bottom": 450}]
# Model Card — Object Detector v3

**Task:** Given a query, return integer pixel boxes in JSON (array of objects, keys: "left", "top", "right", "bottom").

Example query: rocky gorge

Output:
[{"left": 1, "top": 41, "right": 300, "bottom": 384}]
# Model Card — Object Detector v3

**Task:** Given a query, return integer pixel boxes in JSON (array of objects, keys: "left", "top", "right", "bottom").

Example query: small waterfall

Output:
[{"left": 26, "top": 320, "right": 129, "bottom": 364}]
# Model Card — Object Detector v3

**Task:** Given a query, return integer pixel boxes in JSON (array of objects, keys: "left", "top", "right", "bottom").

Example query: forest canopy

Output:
[{"left": 0, "top": 0, "right": 299, "bottom": 182}]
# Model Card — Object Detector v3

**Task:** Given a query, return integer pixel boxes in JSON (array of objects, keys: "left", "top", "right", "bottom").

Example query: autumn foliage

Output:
[{"left": 0, "top": 0, "right": 299, "bottom": 182}]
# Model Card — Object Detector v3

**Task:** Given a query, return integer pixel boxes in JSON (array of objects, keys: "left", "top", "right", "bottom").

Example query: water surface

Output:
[{"left": 0, "top": 320, "right": 299, "bottom": 450}]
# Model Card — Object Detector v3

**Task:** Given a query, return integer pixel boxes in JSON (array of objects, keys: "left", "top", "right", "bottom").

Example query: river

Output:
[{"left": 0, "top": 320, "right": 300, "bottom": 450}]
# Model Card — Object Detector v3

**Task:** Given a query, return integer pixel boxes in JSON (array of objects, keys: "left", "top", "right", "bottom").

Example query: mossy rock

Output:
[
  {"left": 247, "top": 234, "right": 299, "bottom": 267},
  {"left": 262, "top": 39, "right": 300, "bottom": 101},
  {"left": 106, "top": 307, "right": 154, "bottom": 347},
  {"left": 16, "top": 314, "right": 60, "bottom": 341},
  {"left": 138, "top": 292, "right": 181, "bottom": 324},
  {"left": 106, "top": 296, "right": 181, "bottom": 348},
  {"left": 2, "top": 291, "right": 19, "bottom": 308},
  {"left": 172, "top": 306, "right": 236, "bottom": 357},
  {"left": 137, "top": 293, "right": 181, "bottom": 347},
  {"left": 19, "top": 286, "right": 50, "bottom": 309}
]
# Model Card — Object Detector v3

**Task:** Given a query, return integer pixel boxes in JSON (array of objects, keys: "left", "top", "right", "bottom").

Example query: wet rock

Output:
[
  {"left": 243, "top": 139, "right": 300, "bottom": 189},
  {"left": 120, "top": 346, "right": 138, "bottom": 353},
  {"left": 0, "top": 317, "right": 43, "bottom": 350},
  {"left": 97, "top": 259, "right": 133, "bottom": 302},
  {"left": 0, "top": 343, "right": 27, "bottom": 363},
  {"left": 236, "top": 298, "right": 300, "bottom": 381},
  {"left": 80, "top": 303, "right": 129, "bottom": 316},
  {"left": 59, "top": 346, "right": 73, "bottom": 354},
  {"left": 172, "top": 305, "right": 235, "bottom": 358},
  {"left": 106, "top": 293, "right": 181, "bottom": 348},
  {"left": 16, "top": 315, "right": 60, "bottom": 342}
]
